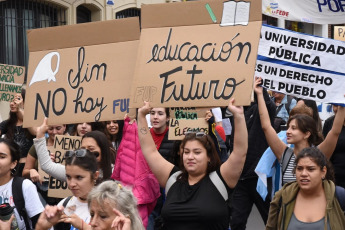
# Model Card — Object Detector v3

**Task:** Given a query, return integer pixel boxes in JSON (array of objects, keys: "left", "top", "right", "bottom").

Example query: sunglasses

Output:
[
  {"left": 65, "top": 149, "right": 100, "bottom": 158},
  {"left": 184, "top": 131, "right": 207, "bottom": 138}
]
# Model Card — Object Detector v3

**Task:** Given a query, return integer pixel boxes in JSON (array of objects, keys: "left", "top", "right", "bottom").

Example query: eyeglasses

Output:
[
  {"left": 65, "top": 149, "right": 99, "bottom": 158},
  {"left": 184, "top": 131, "right": 207, "bottom": 138}
]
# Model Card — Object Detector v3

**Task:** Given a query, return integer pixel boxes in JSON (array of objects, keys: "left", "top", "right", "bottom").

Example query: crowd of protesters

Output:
[{"left": 0, "top": 76, "right": 344, "bottom": 230}]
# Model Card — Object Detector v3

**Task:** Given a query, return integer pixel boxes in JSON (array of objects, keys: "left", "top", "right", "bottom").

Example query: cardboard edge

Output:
[
  {"left": 28, "top": 17, "right": 140, "bottom": 52},
  {"left": 142, "top": 0, "right": 262, "bottom": 29}
]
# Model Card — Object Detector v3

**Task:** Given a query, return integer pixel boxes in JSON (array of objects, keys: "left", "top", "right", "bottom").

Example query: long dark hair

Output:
[
  {"left": 287, "top": 114, "right": 323, "bottom": 146},
  {"left": 103, "top": 120, "right": 124, "bottom": 147},
  {"left": 82, "top": 131, "right": 112, "bottom": 181},
  {"left": 293, "top": 147, "right": 334, "bottom": 181},
  {"left": 6, "top": 89, "right": 32, "bottom": 140},
  {"left": 178, "top": 134, "right": 221, "bottom": 181},
  {"left": 0, "top": 138, "right": 20, "bottom": 176}
]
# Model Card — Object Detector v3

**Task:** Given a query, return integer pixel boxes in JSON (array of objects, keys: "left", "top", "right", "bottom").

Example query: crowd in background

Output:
[{"left": 0, "top": 79, "right": 344, "bottom": 230}]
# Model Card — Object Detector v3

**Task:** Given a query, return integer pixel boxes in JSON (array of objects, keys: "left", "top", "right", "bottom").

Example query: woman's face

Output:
[
  {"left": 77, "top": 123, "right": 92, "bottom": 137},
  {"left": 182, "top": 140, "right": 209, "bottom": 177},
  {"left": 295, "top": 157, "right": 326, "bottom": 192},
  {"left": 0, "top": 143, "right": 16, "bottom": 178},
  {"left": 9, "top": 94, "right": 22, "bottom": 113},
  {"left": 81, "top": 137, "right": 101, "bottom": 163},
  {"left": 66, "top": 165, "right": 97, "bottom": 200},
  {"left": 150, "top": 108, "right": 168, "bottom": 132},
  {"left": 89, "top": 199, "right": 117, "bottom": 230},
  {"left": 286, "top": 119, "right": 310, "bottom": 144},
  {"left": 106, "top": 120, "right": 119, "bottom": 135},
  {"left": 47, "top": 125, "right": 66, "bottom": 141}
]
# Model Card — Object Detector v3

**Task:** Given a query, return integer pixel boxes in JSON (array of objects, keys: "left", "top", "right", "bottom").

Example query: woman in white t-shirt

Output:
[
  {"left": 35, "top": 148, "right": 99, "bottom": 230},
  {"left": 0, "top": 138, "right": 44, "bottom": 229}
]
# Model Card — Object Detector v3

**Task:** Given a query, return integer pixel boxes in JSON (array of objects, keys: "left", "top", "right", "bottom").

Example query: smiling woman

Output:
[{"left": 266, "top": 147, "right": 345, "bottom": 230}]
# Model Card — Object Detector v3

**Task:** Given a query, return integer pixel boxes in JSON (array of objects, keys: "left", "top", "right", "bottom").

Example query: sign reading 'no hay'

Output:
[
  {"left": 24, "top": 18, "right": 139, "bottom": 127},
  {"left": 130, "top": 0, "right": 262, "bottom": 108}
]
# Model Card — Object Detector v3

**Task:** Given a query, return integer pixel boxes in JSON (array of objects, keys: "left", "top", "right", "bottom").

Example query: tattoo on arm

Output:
[{"left": 140, "top": 127, "right": 148, "bottom": 135}]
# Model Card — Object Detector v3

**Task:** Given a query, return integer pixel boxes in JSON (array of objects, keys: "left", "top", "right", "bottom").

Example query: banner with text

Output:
[
  {"left": 169, "top": 107, "right": 209, "bottom": 140},
  {"left": 334, "top": 26, "right": 345, "bottom": 42},
  {"left": 0, "top": 64, "right": 24, "bottom": 102},
  {"left": 263, "top": 0, "right": 345, "bottom": 24},
  {"left": 23, "top": 18, "right": 139, "bottom": 127},
  {"left": 130, "top": 0, "right": 262, "bottom": 108},
  {"left": 47, "top": 135, "right": 81, "bottom": 198},
  {"left": 255, "top": 24, "right": 345, "bottom": 104}
]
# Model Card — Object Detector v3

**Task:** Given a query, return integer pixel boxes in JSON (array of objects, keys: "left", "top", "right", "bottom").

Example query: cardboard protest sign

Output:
[
  {"left": 169, "top": 107, "right": 209, "bottom": 140},
  {"left": 23, "top": 18, "right": 139, "bottom": 127},
  {"left": 334, "top": 26, "right": 345, "bottom": 42},
  {"left": 130, "top": 0, "right": 262, "bottom": 108},
  {"left": 47, "top": 135, "right": 82, "bottom": 198},
  {"left": 0, "top": 64, "right": 24, "bottom": 102},
  {"left": 255, "top": 24, "right": 345, "bottom": 104}
]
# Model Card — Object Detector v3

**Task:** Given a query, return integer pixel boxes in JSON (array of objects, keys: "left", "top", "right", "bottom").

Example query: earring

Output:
[
  {"left": 322, "top": 176, "right": 325, "bottom": 180},
  {"left": 10, "top": 168, "right": 17, "bottom": 176}
]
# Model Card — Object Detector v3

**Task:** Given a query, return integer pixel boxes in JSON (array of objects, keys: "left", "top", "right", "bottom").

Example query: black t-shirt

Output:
[
  {"left": 324, "top": 116, "right": 345, "bottom": 187},
  {"left": 161, "top": 167, "right": 232, "bottom": 230},
  {"left": 0, "top": 120, "right": 33, "bottom": 158}
]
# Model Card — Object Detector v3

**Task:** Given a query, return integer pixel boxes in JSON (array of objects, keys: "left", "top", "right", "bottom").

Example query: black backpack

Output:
[{"left": 12, "top": 177, "right": 32, "bottom": 230}]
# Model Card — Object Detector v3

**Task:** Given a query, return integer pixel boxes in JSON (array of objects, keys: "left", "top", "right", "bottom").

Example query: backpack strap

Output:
[
  {"left": 284, "top": 96, "right": 294, "bottom": 114},
  {"left": 62, "top": 196, "right": 73, "bottom": 207},
  {"left": 165, "top": 170, "right": 228, "bottom": 201},
  {"left": 335, "top": 186, "right": 345, "bottom": 212},
  {"left": 12, "top": 177, "right": 32, "bottom": 230},
  {"left": 209, "top": 171, "right": 228, "bottom": 201},
  {"left": 281, "top": 147, "right": 294, "bottom": 177},
  {"left": 165, "top": 171, "right": 182, "bottom": 196}
]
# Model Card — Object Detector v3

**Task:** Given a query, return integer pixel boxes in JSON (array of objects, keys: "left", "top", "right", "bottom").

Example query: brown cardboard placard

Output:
[
  {"left": 0, "top": 64, "right": 24, "bottom": 102},
  {"left": 169, "top": 118, "right": 209, "bottom": 140},
  {"left": 23, "top": 18, "right": 139, "bottom": 127},
  {"left": 170, "top": 107, "right": 210, "bottom": 119},
  {"left": 47, "top": 135, "right": 81, "bottom": 198},
  {"left": 130, "top": 0, "right": 262, "bottom": 108},
  {"left": 334, "top": 26, "right": 345, "bottom": 42}
]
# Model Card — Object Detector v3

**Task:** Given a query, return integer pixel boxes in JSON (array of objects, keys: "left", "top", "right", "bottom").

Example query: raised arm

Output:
[
  {"left": 34, "top": 118, "right": 66, "bottom": 181},
  {"left": 137, "top": 102, "right": 174, "bottom": 187},
  {"left": 14, "top": 95, "right": 37, "bottom": 136},
  {"left": 220, "top": 98, "right": 247, "bottom": 188},
  {"left": 319, "top": 105, "right": 345, "bottom": 159},
  {"left": 254, "top": 77, "right": 286, "bottom": 161}
]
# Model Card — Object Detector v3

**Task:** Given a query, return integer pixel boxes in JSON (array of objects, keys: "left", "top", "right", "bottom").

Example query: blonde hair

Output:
[{"left": 87, "top": 180, "right": 144, "bottom": 230}]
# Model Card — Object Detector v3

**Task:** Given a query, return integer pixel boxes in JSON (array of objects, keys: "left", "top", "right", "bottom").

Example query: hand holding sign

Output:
[
  {"left": 253, "top": 77, "right": 263, "bottom": 95},
  {"left": 227, "top": 98, "right": 244, "bottom": 116},
  {"left": 37, "top": 117, "right": 49, "bottom": 139},
  {"left": 138, "top": 101, "right": 152, "bottom": 118}
]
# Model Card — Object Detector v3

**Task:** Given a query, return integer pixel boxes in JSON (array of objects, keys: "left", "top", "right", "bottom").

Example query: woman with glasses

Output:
[
  {"left": 137, "top": 99, "right": 248, "bottom": 230},
  {"left": 34, "top": 118, "right": 112, "bottom": 183},
  {"left": 35, "top": 149, "right": 99, "bottom": 230},
  {"left": 22, "top": 124, "right": 66, "bottom": 204}
]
